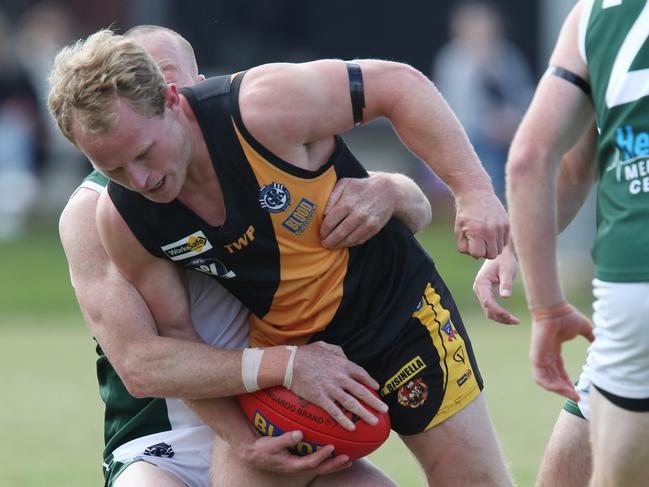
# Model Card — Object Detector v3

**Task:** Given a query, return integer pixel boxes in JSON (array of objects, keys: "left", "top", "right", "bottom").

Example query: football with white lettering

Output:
[{"left": 237, "top": 386, "right": 390, "bottom": 459}]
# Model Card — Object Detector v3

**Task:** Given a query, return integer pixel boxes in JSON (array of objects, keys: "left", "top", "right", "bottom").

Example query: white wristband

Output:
[
  {"left": 283, "top": 345, "right": 298, "bottom": 390},
  {"left": 241, "top": 348, "right": 264, "bottom": 392}
]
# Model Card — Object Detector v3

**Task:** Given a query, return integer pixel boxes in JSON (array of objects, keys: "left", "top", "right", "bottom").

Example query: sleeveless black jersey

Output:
[{"left": 108, "top": 74, "right": 435, "bottom": 363}]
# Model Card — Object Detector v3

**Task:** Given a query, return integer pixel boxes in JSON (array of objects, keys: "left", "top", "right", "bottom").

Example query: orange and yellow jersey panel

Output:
[{"left": 108, "top": 74, "right": 435, "bottom": 362}]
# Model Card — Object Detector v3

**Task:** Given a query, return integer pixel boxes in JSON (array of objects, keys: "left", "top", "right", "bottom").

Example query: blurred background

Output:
[{"left": 0, "top": 1, "right": 594, "bottom": 485}]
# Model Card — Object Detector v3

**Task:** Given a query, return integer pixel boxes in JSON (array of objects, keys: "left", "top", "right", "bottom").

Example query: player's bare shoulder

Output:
[
  {"left": 238, "top": 60, "right": 351, "bottom": 154},
  {"left": 59, "top": 187, "right": 111, "bottom": 286},
  {"left": 60, "top": 188, "right": 101, "bottom": 238}
]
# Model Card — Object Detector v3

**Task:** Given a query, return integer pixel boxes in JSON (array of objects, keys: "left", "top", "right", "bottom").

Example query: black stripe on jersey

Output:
[
  {"left": 182, "top": 77, "right": 283, "bottom": 317},
  {"left": 181, "top": 76, "right": 257, "bottom": 229},
  {"left": 107, "top": 182, "right": 173, "bottom": 258}
]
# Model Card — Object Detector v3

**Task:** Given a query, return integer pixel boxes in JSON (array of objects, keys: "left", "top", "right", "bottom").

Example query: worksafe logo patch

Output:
[
  {"left": 381, "top": 355, "right": 427, "bottom": 396},
  {"left": 161, "top": 231, "right": 214, "bottom": 261}
]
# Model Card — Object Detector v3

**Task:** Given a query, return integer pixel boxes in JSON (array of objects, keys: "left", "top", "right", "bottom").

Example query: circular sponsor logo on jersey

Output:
[
  {"left": 259, "top": 182, "right": 291, "bottom": 213},
  {"left": 397, "top": 378, "right": 428, "bottom": 408}
]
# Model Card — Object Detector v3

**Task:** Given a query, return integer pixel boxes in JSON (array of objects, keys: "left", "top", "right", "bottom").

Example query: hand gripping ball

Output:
[{"left": 237, "top": 386, "right": 391, "bottom": 459}]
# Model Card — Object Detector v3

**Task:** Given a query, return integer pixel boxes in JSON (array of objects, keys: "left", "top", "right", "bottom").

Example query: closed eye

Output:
[{"left": 135, "top": 143, "right": 154, "bottom": 161}]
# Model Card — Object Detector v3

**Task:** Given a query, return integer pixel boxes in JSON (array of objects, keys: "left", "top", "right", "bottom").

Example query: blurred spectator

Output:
[
  {"left": 432, "top": 0, "right": 534, "bottom": 200},
  {"left": 16, "top": 2, "right": 76, "bottom": 106},
  {"left": 0, "top": 9, "right": 41, "bottom": 240},
  {"left": 16, "top": 2, "right": 88, "bottom": 177}
]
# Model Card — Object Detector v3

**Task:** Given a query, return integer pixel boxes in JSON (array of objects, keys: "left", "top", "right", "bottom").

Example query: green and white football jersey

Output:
[{"left": 580, "top": 0, "right": 649, "bottom": 281}]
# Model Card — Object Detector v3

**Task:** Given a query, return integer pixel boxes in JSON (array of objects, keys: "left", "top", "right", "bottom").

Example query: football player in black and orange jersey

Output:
[
  {"left": 49, "top": 30, "right": 512, "bottom": 486},
  {"left": 61, "top": 26, "right": 440, "bottom": 487}
]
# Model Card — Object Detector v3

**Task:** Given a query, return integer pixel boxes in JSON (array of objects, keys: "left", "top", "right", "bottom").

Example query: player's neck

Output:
[{"left": 179, "top": 121, "right": 226, "bottom": 226}]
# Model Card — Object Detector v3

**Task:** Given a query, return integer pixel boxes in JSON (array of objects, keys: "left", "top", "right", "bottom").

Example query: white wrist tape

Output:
[
  {"left": 283, "top": 345, "right": 298, "bottom": 390},
  {"left": 241, "top": 347, "right": 264, "bottom": 392}
]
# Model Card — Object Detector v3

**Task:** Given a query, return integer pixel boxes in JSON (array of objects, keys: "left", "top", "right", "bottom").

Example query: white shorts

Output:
[
  {"left": 106, "top": 424, "right": 214, "bottom": 487},
  {"left": 586, "top": 279, "right": 649, "bottom": 400}
]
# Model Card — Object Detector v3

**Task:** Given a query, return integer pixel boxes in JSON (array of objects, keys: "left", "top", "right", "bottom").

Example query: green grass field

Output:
[{"left": 0, "top": 220, "right": 591, "bottom": 486}]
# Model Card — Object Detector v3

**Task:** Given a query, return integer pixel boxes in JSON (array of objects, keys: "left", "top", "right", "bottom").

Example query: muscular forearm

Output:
[
  {"left": 75, "top": 276, "right": 249, "bottom": 399},
  {"left": 556, "top": 126, "right": 597, "bottom": 232},
  {"left": 506, "top": 143, "right": 594, "bottom": 303},
  {"left": 369, "top": 172, "right": 431, "bottom": 233},
  {"left": 388, "top": 173, "right": 431, "bottom": 233},
  {"left": 363, "top": 61, "right": 493, "bottom": 198},
  {"left": 184, "top": 396, "right": 257, "bottom": 445},
  {"left": 506, "top": 59, "right": 594, "bottom": 308},
  {"left": 62, "top": 191, "right": 252, "bottom": 399},
  {"left": 506, "top": 131, "right": 597, "bottom": 258},
  {"left": 508, "top": 147, "right": 564, "bottom": 308}
]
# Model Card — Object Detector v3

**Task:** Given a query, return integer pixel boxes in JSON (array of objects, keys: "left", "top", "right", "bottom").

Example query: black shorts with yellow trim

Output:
[{"left": 363, "top": 275, "right": 483, "bottom": 436}]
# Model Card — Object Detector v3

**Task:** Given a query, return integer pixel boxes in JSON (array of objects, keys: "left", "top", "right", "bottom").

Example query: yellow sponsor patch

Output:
[
  {"left": 381, "top": 355, "right": 427, "bottom": 396},
  {"left": 161, "top": 231, "right": 213, "bottom": 261},
  {"left": 187, "top": 235, "right": 207, "bottom": 252}
]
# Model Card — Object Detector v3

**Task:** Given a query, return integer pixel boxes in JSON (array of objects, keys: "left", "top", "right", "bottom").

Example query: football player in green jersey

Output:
[
  {"left": 504, "top": 0, "right": 649, "bottom": 485},
  {"left": 474, "top": 128, "right": 597, "bottom": 487}
]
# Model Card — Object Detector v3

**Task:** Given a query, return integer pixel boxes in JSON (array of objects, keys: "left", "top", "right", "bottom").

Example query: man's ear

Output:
[{"left": 163, "top": 83, "right": 181, "bottom": 110}]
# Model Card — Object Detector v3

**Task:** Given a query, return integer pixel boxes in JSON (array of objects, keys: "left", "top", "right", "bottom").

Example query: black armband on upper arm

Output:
[
  {"left": 546, "top": 65, "right": 591, "bottom": 96},
  {"left": 346, "top": 62, "right": 365, "bottom": 126}
]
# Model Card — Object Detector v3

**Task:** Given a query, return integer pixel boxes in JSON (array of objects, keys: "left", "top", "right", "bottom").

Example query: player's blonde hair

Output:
[{"left": 47, "top": 29, "right": 167, "bottom": 146}]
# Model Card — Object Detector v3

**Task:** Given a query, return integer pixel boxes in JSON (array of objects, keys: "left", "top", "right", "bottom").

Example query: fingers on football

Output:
[
  {"left": 270, "top": 430, "right": 304, "bottom": 450},
  {"left": 342, "top": 380, "right": 388, "bottom": 413},
  {"left": 340, "top": 394, "right": 377, "bottom": 427},
  {"left": 274, "top": 445, "right": 339, "bottom": 474},
  {"left": 291, "top": 444, "right": 337, "bottom": 472},
  {"left": 343, "top": 376, "right": 387, "bottom": 415},
  {"left": 319, "top": 396, "right": 355, "bottom": 431}
]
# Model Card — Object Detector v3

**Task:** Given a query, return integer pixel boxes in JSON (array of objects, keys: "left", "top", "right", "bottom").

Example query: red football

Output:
[{"left": 237, "top": 386, "right": 391, "bottom": 459}]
